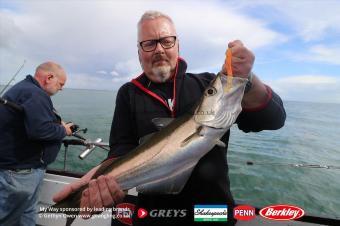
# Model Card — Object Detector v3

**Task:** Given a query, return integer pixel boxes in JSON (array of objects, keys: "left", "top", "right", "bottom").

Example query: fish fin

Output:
[
  {"left": 138, "top": 132, "right": 155, "bottom": 144},
  {"left": 151, "top": 118, "right": 174, "bottom": 130},
  {"left": 136, "top": 165, "right": 195, "bottom": 194},
  {"left": 215, "top": 139, "right": 226, "bottom": 147},
  {"left": 180, "top": 126, "right": 203, "bottom": 147}
]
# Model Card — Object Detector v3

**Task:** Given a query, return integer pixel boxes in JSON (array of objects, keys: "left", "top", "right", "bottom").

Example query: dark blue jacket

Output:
[{"left": 0, "top": 75, "right": 66, "bottom": 169}]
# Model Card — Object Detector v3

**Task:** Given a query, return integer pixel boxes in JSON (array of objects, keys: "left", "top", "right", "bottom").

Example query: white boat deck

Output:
[{"left": 37, "top": 173, "right": 113, "bottom": 226}]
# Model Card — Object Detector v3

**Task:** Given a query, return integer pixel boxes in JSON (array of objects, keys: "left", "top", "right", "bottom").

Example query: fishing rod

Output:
[
  {"left": 0, "top": 61, "right": 26, "bottom": 112},
  {"left": 0, "top": 60, "right": 26, "bottom": 96},
  {"left": 62, "top": 137, "right": 109, "bottom": 170},
  {"left": 246, "top": 161, "right": 340, "bottom": 170},
  {"left": 0, "top": 97, "right": 24, "bottom": 112},
  {"left": 63, "top": 138, "right": 109, "bottom": 153}
]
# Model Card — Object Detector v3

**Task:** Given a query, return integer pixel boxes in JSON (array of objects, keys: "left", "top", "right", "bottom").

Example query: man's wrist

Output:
[{"left": 244, "top": 71, "right": 254, "bottom": 93}]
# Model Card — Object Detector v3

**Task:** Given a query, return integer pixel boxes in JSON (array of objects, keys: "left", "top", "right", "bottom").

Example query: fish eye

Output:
[{"left": 206, "top": 87, "right": 217, "bottom": 96}]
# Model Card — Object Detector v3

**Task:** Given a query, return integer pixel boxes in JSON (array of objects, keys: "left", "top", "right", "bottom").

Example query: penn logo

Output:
[
  {"left": 115, "top": 203, "right": 135, "bottom": 226},
  {"left": 259, "top": 204, "right": 304, "bottom": 221},
  {"left": 233, "top": 205, "right": 256, "bottom": 221}
]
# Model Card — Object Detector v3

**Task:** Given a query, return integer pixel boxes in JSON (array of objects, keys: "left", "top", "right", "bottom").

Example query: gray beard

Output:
[{"left": 151, "top": 65, "right": 171, "bottom": 82}]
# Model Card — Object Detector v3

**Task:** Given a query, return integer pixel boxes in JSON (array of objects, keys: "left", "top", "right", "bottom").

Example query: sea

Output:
[{"left": 2, "top": 86, "right": 340, "bottom": 220}]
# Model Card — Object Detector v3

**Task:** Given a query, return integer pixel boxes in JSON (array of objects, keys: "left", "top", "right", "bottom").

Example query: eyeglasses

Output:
[{"left": 139, "top": 36, "right": 177, "bottom": 52}]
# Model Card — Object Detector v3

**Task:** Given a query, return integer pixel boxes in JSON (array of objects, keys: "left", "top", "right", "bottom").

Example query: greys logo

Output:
[{"left": 138, "top": 208, "right": 187, "bottom": 218}]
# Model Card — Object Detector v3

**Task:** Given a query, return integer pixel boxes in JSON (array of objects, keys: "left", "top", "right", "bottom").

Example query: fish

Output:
[{"left": 43, "top": 59, "right": 248, "bottom": 226}]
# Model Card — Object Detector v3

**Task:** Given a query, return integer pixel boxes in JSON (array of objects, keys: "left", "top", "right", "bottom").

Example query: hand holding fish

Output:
[
  {"left": 223, "top": 40, "right": 255, "bottom": 78},
  {"left": 80, "top": 175, "right": 125, "bottom": 218},
  {"left": 52, "top": 162, "right": 125, "bottom": 219},
  {"left": 223, "top": 40, "right": 269, "bottom": 108}
]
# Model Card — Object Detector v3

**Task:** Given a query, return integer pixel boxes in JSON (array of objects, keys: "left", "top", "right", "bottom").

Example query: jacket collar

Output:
[
  {"left": 25, "top": 75, "right": 43, "bottom": 89},
  {"left": 131, "top": 57, "right": 188, "bottom": 117}
]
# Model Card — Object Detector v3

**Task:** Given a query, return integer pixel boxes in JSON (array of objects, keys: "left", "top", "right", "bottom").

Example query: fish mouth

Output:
[{"left": 194, "top": 74, "right": 247, "bottom": 128}]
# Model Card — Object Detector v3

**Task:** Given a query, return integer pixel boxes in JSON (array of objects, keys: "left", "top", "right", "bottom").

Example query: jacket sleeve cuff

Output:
[{"left": 242, "top": 85, "right": 273, "bottom": 112}]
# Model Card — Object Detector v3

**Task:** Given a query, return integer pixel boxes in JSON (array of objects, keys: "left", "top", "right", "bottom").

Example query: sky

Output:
[{"left": 0, "top": 0, "right": 339, "bottom": 103}]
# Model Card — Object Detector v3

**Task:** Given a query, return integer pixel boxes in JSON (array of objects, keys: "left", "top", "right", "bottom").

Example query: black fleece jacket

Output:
[{"left": 108, "top": 58, "right": 286, "bottom": 226}]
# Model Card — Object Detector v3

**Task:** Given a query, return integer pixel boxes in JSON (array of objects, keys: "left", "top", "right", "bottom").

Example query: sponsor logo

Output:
[
  {"left": 137, "top": 208, "right": 187, "bottom": 219},
  {"left": 112, "top": 203, "right": 135, "bottom": 226},
  {"left": 259, "top": 204, "right": 304, "bottom": 221},
  {"left": 194, "top": 205, "right": 228, "bottom": 222},
  {"left": 138, "top": 208, "right": 148, "bottom": 218},
  {"left": 149, "top": 209, "right": 187, "bottom": 218},
  {"left": 233, "top": 205, "right": 256, "bottom": 221}
]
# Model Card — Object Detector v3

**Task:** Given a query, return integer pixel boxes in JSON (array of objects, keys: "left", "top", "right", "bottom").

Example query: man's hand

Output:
[
  {"left": 61, "top": 121, "right": 73, "bottom": 136},
  {"left": 52, "top": 163, "right": 125, "bottom": 219},
  {"left": 222, "top": 40, "right": 255, "bottom": 78},
  {"left": 222, "top": 40, "right": 269, "bottom": 108}
]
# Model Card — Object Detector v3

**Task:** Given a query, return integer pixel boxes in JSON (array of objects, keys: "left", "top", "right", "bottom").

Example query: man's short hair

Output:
[{"left": 137, "top": 10, "right": 175, "bottom": 38}]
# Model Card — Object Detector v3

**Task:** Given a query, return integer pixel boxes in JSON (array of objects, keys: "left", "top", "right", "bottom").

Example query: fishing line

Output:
[
  {"left": 245, "top": 161, "right": 340, "bottom": 170},
  {"left": 0, "top": 60, "right": 26, "bottom": 96}
]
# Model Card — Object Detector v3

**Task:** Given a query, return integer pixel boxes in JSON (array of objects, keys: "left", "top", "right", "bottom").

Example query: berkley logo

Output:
[
  {"left": 259, "top": 204, "right": 304, "bottom": 221},
  {"left": 233, "top": 205, "right": 256, "bottom": 221}
]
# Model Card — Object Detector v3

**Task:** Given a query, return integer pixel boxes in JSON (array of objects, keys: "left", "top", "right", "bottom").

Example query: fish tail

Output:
[
  {"left": 39, "top": 190, "right": 82, "bottom": 226},
  {"left": 66, "top": 216, "right": 77, "bottom": 226}
]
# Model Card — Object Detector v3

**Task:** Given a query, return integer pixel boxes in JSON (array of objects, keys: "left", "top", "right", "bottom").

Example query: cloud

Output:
[
  {"left": 110, "top": 71, "right": 119, "bottom": 77},
  {"left": 294, "top": 45, "right": 340, "bottom": 65},
  {"left": 0, "top": 0, "right": 285, "bottom": 87},
  {"left": 277, "top": 75, "right": 337, "bottom": 85},
  {"left": 168, "top": 1, "right": 286, "bottom": 70},
  {"left": 96, "top": 70, "right": 107, "bottom": 75},
  {"left": 1, "top": 0, "right": 339, "bottom": 104},
  {"left": 247, "top": 0, "right": 340, "bottom": 42},
  {"left": 267, "top": 75, "right": 340, "bottom": 103},
  {"left": 173, "top": 1, "right": 285, "bottom": 49},
  {"left": 286, "top": 2, "right": 340, "bottom": 42},
  {"left": 66, "top": 72, "right": 120, "bottom": 91},
  {"left": 0, "top": 10, "right": 20, "bottom": 49},
  {"left": 114, "top": 58, "right": 140, "bottom": 76}
]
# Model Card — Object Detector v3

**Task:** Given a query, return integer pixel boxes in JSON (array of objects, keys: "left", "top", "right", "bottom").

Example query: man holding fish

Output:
[{"left": 53, "top": 10, "right": 286, "bottom": 226}]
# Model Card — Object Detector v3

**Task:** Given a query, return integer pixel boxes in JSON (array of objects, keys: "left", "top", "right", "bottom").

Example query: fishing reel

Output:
[
  {"left": 65, "top": 123, "right": 88, "bottom": 140},
  {"left": 70, "top": 124, "right": 79, "bottom": 133},
  {"left": 62, "top": 123, "right": 87, "bottom": 146},
  {"left": 67, "top": 123, "right": 87, "bottom": 135}
]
